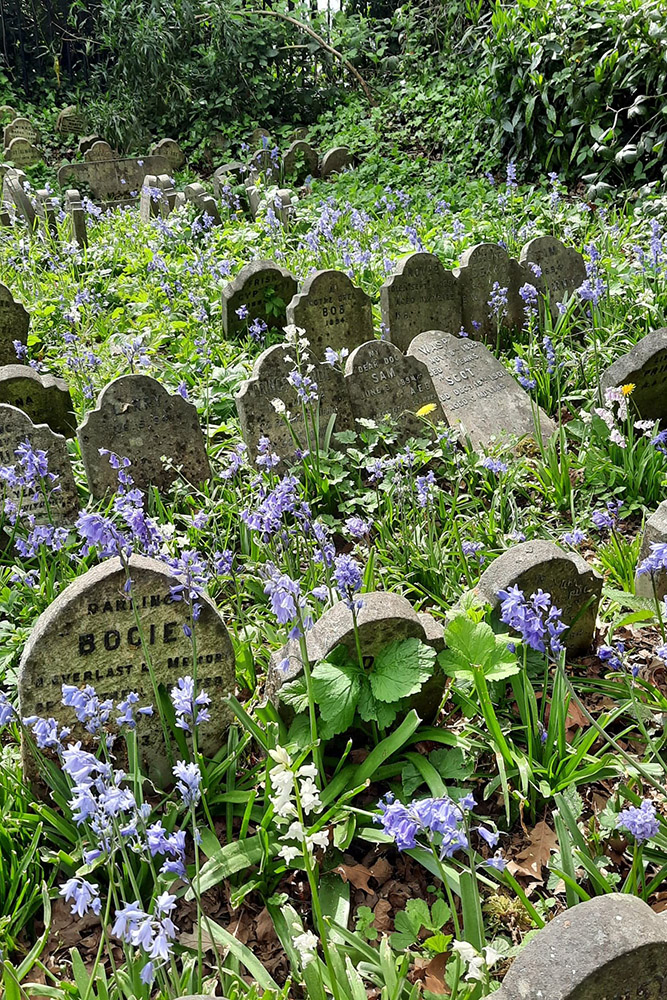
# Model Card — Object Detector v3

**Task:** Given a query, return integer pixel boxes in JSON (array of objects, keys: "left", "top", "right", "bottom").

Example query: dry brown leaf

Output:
[
  {"left": 179, "top": 927, "right": 220, "bottom": 953},
  {"left": 424, "top": 952, "right": 450, "bottom": 995},
  {"left": 335, "top": 863, "right": 374, "bottom": 893},
  {"left": 373, "top": 899, "right": 393, "bottom": 932},
  {"left": 370, "top": 857, "right": 392, "bottom": 886},
  {"left": 507, "top": 821, "right": 558, "bottom": 879},
  {"left": 255, "top": 907, "right": 276, "bottom": 944},
  {"left": 565, "top": 699, "right": 588, "bottom": 740}
]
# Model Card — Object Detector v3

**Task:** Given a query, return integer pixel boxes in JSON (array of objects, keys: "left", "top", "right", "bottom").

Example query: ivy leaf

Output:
[
  {"left": 357, "top": 680, "right": 399, "bottom": 728},
  {"left": 369, "top": 638, "right": 436, "bottom": 704},
  {"left": 312, "top": 658, "right": 361, "bottom": 735},
  {"left": 279, "top": 676, "right": 309, "bottom": 713}
]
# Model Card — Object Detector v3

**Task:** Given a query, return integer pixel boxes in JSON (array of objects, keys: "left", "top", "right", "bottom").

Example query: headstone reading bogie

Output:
[
  {"left": 222, "top": 260, "right": 298, "bottom": 337},
  {"left": 600, "top": 328, "right": 667, "bottom": 424},
  {"left": 65, "top": 189, "right": 88, "bottom": 248},
  {"left": 77, "top": 374, "right": 211, "bottom": 498},
  {"left": 0, "top": 366, "right": 75, "bottom": 438},
  {"left": 344, "top": 340, "right": 446, "bottom": 429},
  {"left": 407, "top": 330, "right": 556, "bottom": 448},
  {"left": 286, "top": 269, "right": 373, "bottom": 360},
  {"left": 320, "top": 146, "right": 353, "bottom": 178},
  {"left": 457, "top": 242, "right": 529, "bottom": 341},
  {"left": 282, "top": 140, "right": 318, "bottom": 184},
  {"left": 380, "top": 252, "right": 462, "bottom": 353},
  {"left": 18, "top": 554, "right": 235, "bottom": 783},
  {"left": 519, "top": 235, "right": 586, "bottom": 319},
  {"left": 475, "top": 539, "right": 602, "bottom": 655},
  {"left": 635, "top": 500, "right": 667, "bottom": 601},
  {"left": 3, "top": 117, "right": 39, "bottom": 147},
  {"left": 0, "top": 283, "right": 29, "bottom": 366},
  {"left": 5, "top": 137, "right": 42, "bottom": 168},
  {"left": 0, "top": 404, "right": 79, "bottom": 525},
  {"left": 149, "top": 138, "right": 185, "bottom": 171}
]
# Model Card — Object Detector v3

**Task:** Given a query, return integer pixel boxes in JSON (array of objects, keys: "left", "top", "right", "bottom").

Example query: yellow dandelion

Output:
[
  {"left": 621, "top": 383, "right": 635, "bottom": 397},
  {"left": 416, "top": 403, "right": 437, "bottom": 417}
]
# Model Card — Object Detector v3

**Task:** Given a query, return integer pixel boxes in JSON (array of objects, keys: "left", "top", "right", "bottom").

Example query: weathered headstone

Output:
[
  {"left": 635, "top": 501, "right": 667, "bottom": 601},
  {"left": 520, "top": 235, "right": 586, "bottom": 318},
  {"left": 380, "top": 253, "right": 462, "bottom": 353},
  {"left": 600, "top": 328, "right": 667, "bottom": 424},
  {"left": 78, "top": 135, "right": 105, "bottom": 156},
  {"left": 245, "top": 181, "right": 261, "bottom": 220},
  {"left": 84, "top": 140, "right": 114, "bottom": 162},
  {"left": 3, "top": 171, "right": 35, "bottom": 228},
  {"left": 0, "top": 284, "right": 29, "bottom": 365},
  {"left": 3, "top": 117, "right": 39, "bottom": 147},
  {"left": 250, "top": 127, "right": 272, "bottom": 149},
  {"left": 0, "top": 404, "right": 79, "bottom": 525},
  {"left": 212, "top": 161, "right": 246, "bottom": 198},
  {"left": 320, "top": 146, "right": 353, "bottom": 178},
  {"left": 457, "top": 242, "right": 529, "bottom": 341},
  {"left": 64, "top": 189, "right": 88, "bottom": 248},
  {"left": 0, "top": 366, "right": 75, "bottom": 438},
  {"left": 494, "top": 894, "right": 667, "bottom": 1000},
  {"left": 345, "top": 340, "right": 445, "bottom": 428},
  {"left": 4, "top": 137, "right": 42, "bottom": 168},
  {"left": 149, "top": 138, "right": 185, "bottom": 171},
  {"left": 185, "top": 182, "right": 220, "bottom": 227},
  {"left": 34, "top": 189, "right": 58, "bottom": 238},
  {"left": 235, "top": 343, "right": 354, "bottom": 465},
  {"left": 140, "top": 175, "right": 172, "bottom": 222},
  {"left": 407, "top": 330, "right": 556, "bottom": 448},
  {"left": 282, "top": 140, "right": 318, "bottom": 184},
  {"left": 286, "top": 269, "right": 373, "bottom": 359},
  {"left": 274, "top": 189, "right": 295, "bottom": 226},
  {"left": 222, "top": 260, "right": 298, "bottom": 336},
  {"left": 58, "top": 155, "right": 170, "bottom": 203},
  {"left": 0, "top": 106, "right": 16, "bottom": 123},
  {"left": 77, "top": 374, "right": 211, "bottom": 498},
  {"left": 56, "top": 106, "right": 87, "bottom": 136},
  {"left": 475, "top": 539, "right": 602, "bottom": 655},
  {"left": 18, "top": 554, "right": 235, "bottom": 782}
]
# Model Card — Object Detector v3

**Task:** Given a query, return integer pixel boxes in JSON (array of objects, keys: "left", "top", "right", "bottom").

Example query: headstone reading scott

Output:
[
  {"left": 380, "top": 252, "right": 462, "bottom": 353},
  {"left": 635, "top": 500, "right": 667, "bottom": 602},
  {"left": 3, "top": 117, "right": 39, "bottom": 147},
  {"left": 345, "top": 340, "right": 445, "bottom": 428},
  {"left": 235, "top": 343, "right": 354, "bottom": 465},
  {"left": 457, "top": 242, "right": 528, "bottom": 341},
  {"left": 0, "top": 404, "right": 79, "bottom": 525},
  {"left": 0, "top": 366, "right": 76, "bottom": 438},
  {"left": 282, "top": 140, "right": 318, "bottom": 184},
  {"left": 494, "top": 894, "right": 667, "bottom": 1000},
  {"left": 320, "top": 146, "right": 353, "bottom": 178},
  {"left": 475, "top": 539, "right": 602, "bottom": 655},
  {"left": 77, "top": 374, "right": 211, "bottom": 498},
  {"left": 64, "top": 189, "right": 88, "bottom": 248},
  {"left": 407, "top": 330, "right": 556, "bottom": 448},
  {"left": 5, "top": 137, "right": 41, "bottom": 168},
  {"left": 222, "top": 260, "right": 298, "bottom": 337},
  {"left": 519, "top": 235, "right": 586, "bottom": 318},
  {"left": 149, "top": 138, "right": 185, "bottom": 171},
  {"left": 600, "top": 328, "right": 667, "bottom": 424},
  {"left": 18, "top": 554, "right": 235, "bottom": 783},
  {"left": 286, "top": 269, "right": 373, "bottom": 360},
  {"left": 0, "top": 283, "right": 29, "bottom": 366}
]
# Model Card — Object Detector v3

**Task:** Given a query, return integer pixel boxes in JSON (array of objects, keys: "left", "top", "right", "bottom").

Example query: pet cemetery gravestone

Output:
[
  {"left": 34, "top": 189, "right": 58, "bottom": 238},
  {"left": 141, "top": 174, "right": 180, "bottom": 222},
  {"left": 520, "top": 235, "right": 586, "bottom": 318},
  {"left": 58, "top": 155, "right": 170, "bottom": 206},
  {"left": 235, "top": 343, "right": 354, "bottom": 465},
  {"left": 184, "top": 182, "right": 220, "bottom": 226},
  {"left": 0, "top": 366, "right": 76, "bottom": 438},
  {"left": 635, "top": 500, "right": 667, "bottom": 601},
  {"left": 78, "top": 135, "right": 105, "bottom": 156},
  {"left": 380, "top": 252, "right": 462, "bottom": 353},
  {"left": 344, "top": 340, "right": 446, "bottom": 430},
  {"left": 407, "top": 330, "right": 556, "bottom": 448},
  {"left": 5, "top": 137, "right": 42, "bottom": 168},
  {"left": 494, "top": 893, "right": 667, "bottom": 1000},
  {"left": 3, "top": 171, "right": 36, "bottom": 228},
  {"left": 18, "top": 554, "right": 236, "bottom": 783},
  {"left": 149, "top": 138, "right": 185, "bottom": 171},
  {"left": 320, "top": 146, "right": 353, "bottom": 177},
  {"left": 457, "top": 242, "right": 529, "bottom": 341},
  {"left": 64, "top": 189, "right": 88, "bottom": 248},
  {"left": 212, "top": 161, "right": 246, "bottom": 198},
  {"left": 475, "top": 539, "right": 602, "bottom": 655},
  {"left": 77, "top": 374, "right": 211, "bottom": 498},
  {"left": 286, "top": 269, "right": 373, "bottom": 359},
  {"left": 56, "top": 105, "right": 88, "bottom": 136},
  {"left": 0, "top": 106, "right": 17, "bottom": 123},
  {"left": 3, "top": 117, "right": 39, "bottom": 148},
  {"left": 282, "top": 140, "right": 318, "bottom": 184},
  {"left": 600, "top": 328, "right": 667, "bottom": 423},
  {"left": 83, "top": 140, "right": 114, "bottom": 162},
  {"left": 0, "top": 404, "right": 79, "bottom": 525},
  {"left": 222, "top": 260, "right": 298, "bottom": 336},
  {"left": 0, "top": 283, "right": 29, "bottom": 365}
]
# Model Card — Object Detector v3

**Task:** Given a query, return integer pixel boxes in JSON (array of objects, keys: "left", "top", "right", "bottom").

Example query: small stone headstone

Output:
[
  {"left": 275, "top": 189, "right": 295, "bottom": 226},
  {"left": 84, "top": 140, "right": 114, "bottom": 162},
  {"left": 235, "top": 343, "right": 354, "bottom": 465},
  {"left": 3, "top": 117, "right": 39, "bottom": 147},
  {"left": 282, "top": 140, "right": 318, "bottom": 184},
  {"left": 4, "top": 137, "right": 42, "bottom": 168},
  {"left": 457, "top": 242, "right": 529, "bottom": 341},
  {"left": 184, "top": 182, "right": 220, "bottom": 226},
  {"left": 0, "top": 283, "right": 29, "bottom": 365},
  {"left": 380, "top": 252, "right": 462, "bottom": 353},
  {"left": 600, "top": 328, "right": 667, "bottom": 424},
  {"left": 56, "top": 106, "right": 87, "bottom": 135},
  {"left": 407, "top": 330, "right": 556, "bottom": 448},
  {"left": 77, "top": 375, "right": 211, "bottom": 498},
  {"left": 0, "top": 365, "right": 75, "bottom": 438},
  {"left": 520, "top": 235, "right": 586, "bottom": 318},
  {"left": 140, "top": 175, "right": 163, "bottom": 222},
  {"left": 635, "top": 501, "right": 667, "bottom": 601},
  {"left": 475, "top": 539, "right": 602, "bottom": 655},
  {"left": 245, "top": 182, "right": 261, "bottom": 219},
  {"left": 0, "top": 404, "right": 79, "bottom": 525},
  {"left": 494, "top": 894, "right": 667, "bottom": 1000},
  {"left": 34, "top": 189, "right": 58, "bottom": 238},
  {"left": 0, "top": 106, "right": 16, "bottom": 123},
  {"left": 212, "top": 161, "right": 246, "bottom": 197},
  {"left": 78, "top": 135, "right": 105, "bottom": 156},
  {"left": 286, "top": 269, "right": 373, "bottom": 360},
  {"left": 18, "top": 554, "right": 235, "bottom": 783},
  {"left": 250, "top": 127, "right": 272, "bottom": 149},
  {"left": 222, "top": 260, "right": 298, "bottom": 336},
  {"left": 149, "top": 138, "right": 185, "bottom": 171},
  {"left": 320, "top": 146, "right": 353, "bottom": 178},
  {"left": 64, "top": 189, "right": 88, "bottom": 248},
  {"left": 58, "top": 155, "right": 170, "bottom": 203},
  {"left": 2, "top": 171, "right": 35, "bottom": 227},
  {"left": 344, "top": 340, "right": 445, "bottom": 429}
]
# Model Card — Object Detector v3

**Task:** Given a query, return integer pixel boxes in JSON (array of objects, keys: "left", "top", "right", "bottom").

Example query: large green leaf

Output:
[
  {"left": 312, "top": 658, "right": 361, "bottom": 734},
  {"left": 369, "top": 638, "right": 435, "bottom": 703},
  {"left": 357, "top": 679, "right": 399, "bottom": 728}
]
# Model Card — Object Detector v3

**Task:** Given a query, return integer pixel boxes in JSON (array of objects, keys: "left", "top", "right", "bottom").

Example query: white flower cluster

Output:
[
  {"left": 268, "top": 746, "right": 329, "bottom": 865},
  {"left": 451, "top": 940, "right": 503, "bottom": 983}
]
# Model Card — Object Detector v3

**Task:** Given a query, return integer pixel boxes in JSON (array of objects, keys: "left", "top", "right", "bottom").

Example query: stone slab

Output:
[
  {"left": 380, "top": 252, "right": 462, "bottom": 353},
  {"left": 0, "top": 365, "right": 76, "bottom": 438},
  {"left": 222, "top": 260, "right": 298, "bottom": 337},
  {"left": 520, "top": 235, "right": 586, "bottom": 318},
  {"left": 321, "top": 146, "right": 353, "bottom": 177},
  {"left": 286, "top": 269, "right": 373, "bottom": 360},
  {"left": 57, "top": 155, "right": 170, "bottom": 202},
  {"left": 600, "top": 329, "right": 667, "bottom": 424},
  {"left": 345, "top": 340, "right": 445, "bottom": 429}
]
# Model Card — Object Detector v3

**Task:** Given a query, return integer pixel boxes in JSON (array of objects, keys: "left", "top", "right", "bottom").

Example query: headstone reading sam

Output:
[
  {"left": 222, "top": 260, "right": 298, "bottom": 337},
  {"left": 18, "top": 554, "right": 235, "bottom": 783},
  {"left": 344, "top": 340, "right": 445, "bottom": 428},
  {"left": 286, "top": 269, "right": 373, "bottom": 360},
  {"left": 0, "top": 366, "right": 76, "bottom": 438},
  {"left": 0, "top": 283, "right": 29, "bottom": 366},
  {"left": 520, "top": 235, "right": 586, "bottom": 318},
  {"left": 77, "top": 374, "right": 211, "bottom": 498},
  {"left": 600, "top": 328, "right": 667, "bottom": 424},
  {"left": 407, "top": 330, "right": 556, "bottom": 448},
  {"left": 380, "top": 252, "right": 462, "bottom": 353}
]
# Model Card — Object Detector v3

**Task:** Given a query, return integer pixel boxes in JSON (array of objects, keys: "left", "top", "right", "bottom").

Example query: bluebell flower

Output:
[
  {"left": 60, "top": 877, "right": 101, "bottom": 917},
  {"left": 173, "top": 760, "right": 202, "bottom": 807},
  {"left": 498, "top": 585, "right": 568, "bottom": 658},
  {"left": 345, "top": 515, "right": 371, "bottom": 539},
  {"left": 170, "top": 676, "right": 211, "bottom": 732},
  {"left": 637, "top": 542, "right": 667, "bottom": 578},
  {"left": 481, "top": 456, "right": 509, "bottom": 475},
  {"left": 333, "top": 553, "right": 363, "bottom": 611},
  {"left": 617, "top": 800, "right": 660, "bottom": 843}
]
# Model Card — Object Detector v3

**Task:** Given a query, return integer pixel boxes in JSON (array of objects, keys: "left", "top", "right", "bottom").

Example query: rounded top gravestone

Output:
[
  {"left": 600, "top": 328, "right": 667, "bottom": 425},
  {"left": 0, "top": 365, "right": 76, "bottom": 438},
  {"left": 221, "top": 260, "right": 298, "bottom": 337},
  {"left": 345, "top": 340, "right": 446, "bottom": 429},
  {"left": 3, "top": 117, "right": 39, "bottom": 147},
  {"left": 380, "top": 252, "right": 462, "bottom": 353},
  {"left": 0, "top": 282, "right": 29, "bottom": 365},
  {"left": 18, "top": 554, "right": 236, "bottom": 783},
  {"left": 320, "top": 146, "right": 354, "bottom": 178},
  {"left": 457, "top": 242, "right": 529, "bottom": 340},
  {"left": 286, "top": 269, "right": 373, "bottom": 360},
  {"left": 149, "top": 138, "right": 185, "bottom": 170},
  {"left": 56, "top": 106, "right": 88, "bottom": 136},
  {"left": 519, "top": 235, "right": 586, "bottom": 318},
  {"left": 282, "top": 140, "right": 319, "bottom": 184},
  {"left": 5, "top": 137, "right": 42, "bottom": 168}
]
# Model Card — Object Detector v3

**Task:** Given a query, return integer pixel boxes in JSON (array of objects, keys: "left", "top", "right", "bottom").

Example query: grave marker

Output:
[
  {"left": 64, "top": 189, "right": 88, "bottom": 248},
  {"left": 286, "top": 269, "right": 373, "bottom": 359},
  {"left": 222, "top": 260, "right": 298, "bottom": 336},
  {"left": 34, "top": 189, "right": 58, "bottom": 238},
  {"left": 84, "top": 140, "right": 114, "bottom": 162},
  {"left": 77, "top": 374, "right": 211, "bottom": 498},
  {"left": 600, "top": 328, "right": 667, "bottom": 424},
  {"left": 78, "top": 135, "right": 105, "bottom": 156},
  {"left": 149, "top": 138, "right": 185, "bottom": 171},
  {"left": 3, "top": 117, "right": 39, "bottom": 147},
  {"left": 407, "top": 330, "right": 556, "bottom": 448},
  {"left": 2, "top": 171, "right": 35, "bottom": 227},
  {"left": 0, "top": 284, "right": 29, "bottom": 366},
  {"left": 282, "top": 140, "right": 318, "bottom": 184},
  {"left": 4, "top": 137, "right": 42, "bottom": 168},
  {"left": 56, "top": 106, "right": 87, "bottom": 135},
  {"left": 0, "top": 365, "right": 76, "bottom": 438},
  {"left": 58, "top": 155, "right": 170, "bottom": 204},
  {"left": 250, "top": 127, "right": 272, "bottom": 149},
  {"left": 344, "top": 340, "right": 445, "bottom": 428},
  {"left": 141, "top": 175, "right": 176, "bottom": 222},
  {"left": 380, "top": 252, "right": 462, "bottom": 353},
  {"left": 475, "top": 539, "right": 602, "bottom": 655},
  {"left": 18, "top": 554, "right": 235, "bottom": 783},
  {"left": 0, "top": 106, "right": 17, "bottom": 123},
  {"left": 212, "top": 162, "right": 246, "bottom": 198},
  {"left": 185, "top": 182, "right": 220, "bottom": 227},
  {"left": 635, "top": 501, "right": 667, "bottom": 602},
  {"left": 320, "top": 146, "right": 353, "bottom": 178},
  {"left": 457, "top": 242, "right": 529, "bottom": 341},
  {"left": 520, "top": 235, "right": 586, "bottom": 318}
]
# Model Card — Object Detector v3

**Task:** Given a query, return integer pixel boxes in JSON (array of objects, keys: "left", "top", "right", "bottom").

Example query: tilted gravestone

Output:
[
  {"left": 222, "top": 260, "right": 298, "bottom": 337},
  {"left": 149, "top": 138, "right": 185, "bottom": 171},
  {"left": 475, "top": 539, "right": 602, "bottom": 655},
  {"left": 3, "top": 117, "right": 39, "bottom": 147},
  {"left": 184, "top": 182, "right": 220, "bottom": 227},
  {"left": 0, "top": 404, "right": 79, "bottom": 525},
  {"left": 282, "top": 140, "right": 318, "bottom": 184},
  {"left": 56, "top": 106, "right": 87, "bottom": 136},
  {"left": 407, "top": 330, "right": 556, "bottom": 448},
  {"left": 84, "top": 140, "right": 114, "bottom": 162},
  {"left": 78, "top": 135, "right": 105, "bottom": 156},
  {"left": 64, "top": 189, "right": 88, "bottom": 248},
  {"left": 345, "top": 340, "right": 446, "bottom": 428},
  {"left": 286, "top": 269, "right": 373, "bottom": 360},
  {"left": 58, "top": 155, "right": 170, "bottom": 204},
  {"left": 600, "top": 328, "right": 667, "bottom": 424},
  {"left": 34, "top": 189, "right": 58, "bottom": 238},
  {"left": 3, "top": 171, "right": 36, "bottom": 228},
  {"left": 520, "top": 235, "right": 586, "bottom": 318},
  {"left": 0, "top": 366, "right": 76, "bottom": 438},
  {"left": 18, "top": 554, "right": 235, "bottom": 783},
  {"left": 0, "top": 283, "right": 29, "bottom": 366},
  {"left": 235, "top": 343, "right": 354, "bottom": 465},
  {"left": 141, "top": 174, "right": 177, "bottom": 222},
  {"left": 212, "top": 162, "right": 246, "bottom": 198},
  {"left": 320, "top": 146, "right": 353, "bottom": 178},
  {"left": 457, "top": 242, "right": 529, "bottom": 341},
  {"left": 635, "top": 501, "right": 667, "bottom": 602},
  {"left": 5, "top": 137, "right": 42, "bottom": 168},
  {"left": 380, "top": 253, "right": 462, "bottom": 353},
  {"left": 494, "top": 894, "right": 667, "bottom": 1000},
  {"left": 77, "top": 374, "right": 211, "bottom": 498}
]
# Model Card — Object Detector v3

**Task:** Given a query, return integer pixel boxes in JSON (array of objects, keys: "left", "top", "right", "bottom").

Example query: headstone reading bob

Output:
[
  {"left": 286, "top": 269, "right": 373, "bottom": 360},
  {"left": 380, "top": 253, "right": 462, "bottom": 353},
  {"left": 222, "top": 260, "right": 298, "bottom": 337}
]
